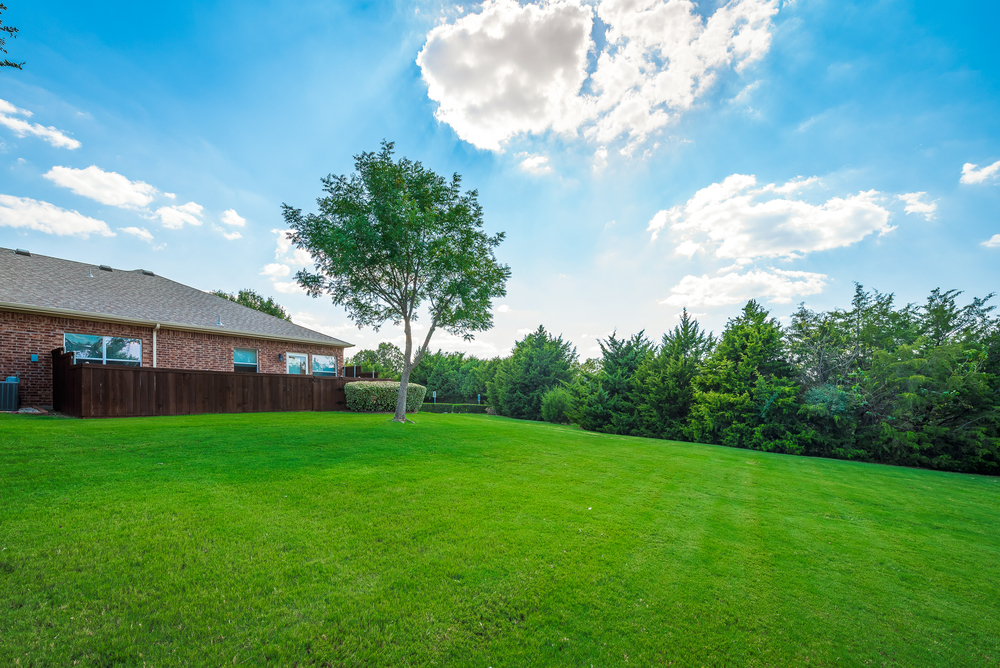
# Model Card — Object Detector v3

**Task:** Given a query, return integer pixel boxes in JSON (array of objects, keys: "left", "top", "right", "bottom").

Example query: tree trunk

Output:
[{"left": 394, "top": 362, "right": 412, "bottom": 422}]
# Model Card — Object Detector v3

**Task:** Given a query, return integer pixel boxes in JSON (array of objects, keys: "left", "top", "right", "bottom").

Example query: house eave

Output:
[{"left": 0, "top": 301, "right": 354, "bottom": 349}]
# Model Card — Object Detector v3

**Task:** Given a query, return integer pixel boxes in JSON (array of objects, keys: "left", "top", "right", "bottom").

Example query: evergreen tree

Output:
[
  {"left": 579, "top": 331, "right": 653, "bottom": 434},
  {"left": 487, "top": 326, "right": 576, "bottom": 420},
  {"left": 633, "top": 310, "right": 714, "bottom": 440}
]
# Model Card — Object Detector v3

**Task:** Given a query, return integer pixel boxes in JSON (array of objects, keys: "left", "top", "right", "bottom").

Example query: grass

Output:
[{"left": 1, "top": 412, "right": 998, "bottom": 667}]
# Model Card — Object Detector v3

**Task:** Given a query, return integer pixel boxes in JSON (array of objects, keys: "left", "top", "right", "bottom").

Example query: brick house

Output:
[{"left": 0, "top": 247, "right": 353, "bottom": 407}]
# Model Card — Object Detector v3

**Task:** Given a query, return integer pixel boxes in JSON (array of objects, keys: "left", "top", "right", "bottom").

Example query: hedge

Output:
[
  {"left": 419, "top": 403, "right": 489, "bottom": 414},
  {"left": 345, "top": 381, "right": 427, "bottom": 413}
]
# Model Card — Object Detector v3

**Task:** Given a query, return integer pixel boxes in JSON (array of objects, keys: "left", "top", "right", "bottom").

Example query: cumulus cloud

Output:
[
  {"left": 0, "top": 195, "right": 114, "bottom": 237},
  {"left": 519, "top": 153, "right": 552, "bottom": 174},
  {"left": 961, "top": 161, "right": 1000, "bottom": 185},
  {"left": 648, "top": 174, "right": 894, "bottom": 259},
  {"left": 982, "top": 234, "right": 1000, "bottom": 248},
  {"left": 43, "top": 165, "right": 158, "bottom": 209},
  {"left": 496, "top": 304, "right": 511, "bottom": 313},
  {"left": 223, "top": 231, "right": 242, "bottom": 240},
  {"left": 221, "top": 209, "right": 246, "bottom": 227},
  {"left": 155, "top": 202, "right": 203, "bottom": 229},
  {"left": 417, "top": 0, "right": 778, "bottom": 152},
  {"left": 897, "top": 192, "right": 936, "bottom": 221},
  {"left": 260, "top": 263, "right": 291, "bottom": 279},
  {"left": 120, "top": 226, "right": 154, "bottom": 242},
  {"left": 662, "top": 268, "right": 827, "bottom": 307},
  {"left": 0, "top": 98, "right": 81, "bottom": 149}
]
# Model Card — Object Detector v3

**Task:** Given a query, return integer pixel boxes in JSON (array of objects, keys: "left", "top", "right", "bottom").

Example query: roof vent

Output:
[
  {"left": 87, "top": 268, "right": 94, "bottom": 278},
  {"left": 141, "top": 269, "right": 155, "bottom": 276},
  {"left": 216, "top": 316, "right": 223, "bottom": 326},
  {"left": 99, "top": 265, "right": 112, "bottom": 272},
  {"left": 14, "top": 248, "right": 30, "bottom": 257}
]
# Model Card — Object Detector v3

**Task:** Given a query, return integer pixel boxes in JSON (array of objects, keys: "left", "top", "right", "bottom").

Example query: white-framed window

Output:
[
  {"left": 234, "top": 348, "right": 258, "bottom": 373},
  {"left": 64, "top": 333, "right": 142, "bottom": 366},
  {"left": 286, "top": 353, "right": 308, "bottom": 375},
  {"left": 312, "top": 354, "right": 338, "bottom": 377}
]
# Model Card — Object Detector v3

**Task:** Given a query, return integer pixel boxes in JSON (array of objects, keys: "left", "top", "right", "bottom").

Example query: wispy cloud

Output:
[
  {"left": 0, "top": 98, "right": 81, "bottom": 149},
  {"left": 44, "top": 165, "right": 158, "bottom": 209},
  {"left": 221, "top": 209, "right": 246, "bottom": 227},
  {"left": 519, "top": 153, "right": 552, "bottom": 174},
  {"left": 961, "top": 160, "right": 1000, "bottom": 185},
  {"left": 897, "top": 192, "right": 937, "bottom": 221},
  {"left": 0, "top": 195, "right": 113, "bottom": 237},
  {"left": 662, "top": 268, "right": 827, "bottom": 307},
  {"left": 155, "top": 202, "right": 203, "bottom": 229},
  {"left": 120, "top": 226, "right": 154, "bottom": 242},
  {"left": 981, "top": 234, "right": 1000, "bottom": 248}
]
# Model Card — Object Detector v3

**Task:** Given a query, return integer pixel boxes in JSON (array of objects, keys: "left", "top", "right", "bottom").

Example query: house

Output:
[{"left": 0, "top": 247, "right": 353, "bottom": 407}]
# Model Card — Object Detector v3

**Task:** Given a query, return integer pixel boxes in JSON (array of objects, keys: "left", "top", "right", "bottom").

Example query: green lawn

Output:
[{"left": 1, "top": 412, "right": 998, "bottom": 667}]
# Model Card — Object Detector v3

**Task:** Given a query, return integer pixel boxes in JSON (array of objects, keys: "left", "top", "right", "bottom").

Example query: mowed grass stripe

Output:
[{"left": 1, "top": 412, "right": 998, "bottom": 666}]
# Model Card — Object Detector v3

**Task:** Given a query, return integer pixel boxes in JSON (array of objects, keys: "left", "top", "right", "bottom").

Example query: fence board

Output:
[{"left": 51, "top": 348, "right": 353, "bottom": 418}]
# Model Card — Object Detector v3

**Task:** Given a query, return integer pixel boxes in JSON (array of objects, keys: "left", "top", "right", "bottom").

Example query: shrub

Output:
[
  {"left": 541, "top": 387, "right": 574, "bottom": 424},
  {"left": 345, "top": 381, "right": 426, "bottom": 413},
  {"left": 419, "top": 403, "right": 489, "bottom": 414}
]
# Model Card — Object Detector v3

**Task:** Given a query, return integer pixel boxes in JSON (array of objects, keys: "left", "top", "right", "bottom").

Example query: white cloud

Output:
[
  {"left": 674, "top": 239, "right": 702, "bottom": 257},
  {"left": 961, "top": 161, "right": 1000, "bottom": 185},
  {"left": 519, "top": 153, "right": 552, "bottom": 174},
  {"left": 163, "top": 192, "right": 177, "bottom": 199},
  {"left": 271, "top": 228, "right": 312, "bottom": 265},
  {"left": 273, "top": 280, "right": 305, "bottom": 294},
  {"left": 260, "top": 263, "right": 291, "bottom": 279},
  {"left": 662, "top": 268, "right": 827, "bottom": 307},
  {"left": 897, "top": 192, "right": 936, "bottom": 221},
  {"left": 156, "top": 202, "right": 203, "bottom": 229},
  {"left": 496, "top": 304, "right": 511, "bottom": 313},
  {"left": 648, "top": 174, "right": 894, "bottom": 260},
  {"left": 0, "top": 98, "right": 81, "bottom": 149},
  {"left": 223, "top": 231, "right": 242, "bottom": 241},
  {"left": 417, "top": 0, "right": 779, "bottom": 152},
  {"left": 593, "top": 145, "right": 609, "bottom": 173},
  {"left": 221, "top": 209, "right": 246, "bottom": 227},
  {"left": 0, "top": 195, "right": 114, "bottom": 237},
  {"left": 982, "top": 234, "right": 1000, "bottom": 248},
  {"left": 120, "top": 226, "right": 154, "bottom": 242},
  {"left": 43, "top": 165, "right": 158, "bottom": 209}
]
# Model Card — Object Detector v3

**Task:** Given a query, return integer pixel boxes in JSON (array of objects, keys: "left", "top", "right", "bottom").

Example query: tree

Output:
[
  {"left": 634, "top": 309, "right": 714, "bottom": 440},
  {"left": 283, "top": 141, "right": 510, "bottom": 422},
  {"left": 578, "top": 331, "right": 653, "bottom": 435},
  {"left": 346, "top": 342, "right": 405, "bottom": 379},
  {"left": 1, "top": 4, "right": 24, "bottom": 70},
  {"left": 211, "top": 289, "right": 291, "bottom": 321},
  {"left": 487, "top": 326, "right": 576, "bottom": 421}
]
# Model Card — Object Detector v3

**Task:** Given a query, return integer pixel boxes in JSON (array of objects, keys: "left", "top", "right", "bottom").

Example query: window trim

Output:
[
  {"left": 64, "top": 332, "right": 142, "bottom": 367},
  {"left": 234, "top": 347, "right": 259, "bottom": 373},
  {"left": 286, "top": 352, "right": 308, "bottom": 375}
]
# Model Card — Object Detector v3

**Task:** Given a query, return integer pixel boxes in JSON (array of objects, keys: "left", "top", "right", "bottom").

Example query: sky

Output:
[{"left": 1, "top": 0, "right": 999, "bottom": 360}]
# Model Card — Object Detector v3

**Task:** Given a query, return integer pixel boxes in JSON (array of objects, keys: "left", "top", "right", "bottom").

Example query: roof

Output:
[{"left": 0, "top": 247, "right": 352, "bottom": 348}]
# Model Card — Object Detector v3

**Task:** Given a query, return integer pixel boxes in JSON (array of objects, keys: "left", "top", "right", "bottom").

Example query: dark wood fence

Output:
[{"left": 52, "top": 349, "right": 356, "bottom": 418}]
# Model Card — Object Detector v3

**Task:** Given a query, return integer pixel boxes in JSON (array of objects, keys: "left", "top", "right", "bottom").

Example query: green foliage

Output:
[
  {"left": 540, "top": 386, "right": 574, "bottom": 424},
  {"left": 210, "top": 289, "right": 291, "bottom": 321},
  {"left": 633, "top": 310, "right": 714, "bottom": 440},
  {"left": 0, "top": 3, "right": 24, "bottom": 70},
  {"left": 409, "top": 350, "right": 492, "bottom": 403},
  {"left": 283, "top": 140, "right": 509, "bottom": 421},
  {"left": 345, "top": 381, "right": 426, "bottom": 413},
  {"left": 488, "top": 326, "right": 576, "bottom": 421},
  {"left": 346, "top": 342, "right": 404, "bottom": 379},
  {"left": 578, "top": 331, "right": 653, "bottom": 434}
]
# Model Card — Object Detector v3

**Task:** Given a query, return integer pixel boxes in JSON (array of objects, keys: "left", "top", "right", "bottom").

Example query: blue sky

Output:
[{"left": 2, "top": 0, "right": 999, "bottom": 358}]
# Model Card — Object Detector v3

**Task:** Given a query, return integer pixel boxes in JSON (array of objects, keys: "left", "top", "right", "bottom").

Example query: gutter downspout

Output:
[{"left": 153, "top": 323, "right": 160, "bottom": 368}]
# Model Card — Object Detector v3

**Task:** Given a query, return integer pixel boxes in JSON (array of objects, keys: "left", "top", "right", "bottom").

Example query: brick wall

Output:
[{"left": 0, "top": 310, "right": 345, "bottom": 406}]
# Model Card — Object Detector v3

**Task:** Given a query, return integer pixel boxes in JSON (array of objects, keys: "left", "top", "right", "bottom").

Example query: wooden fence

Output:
[{"left": 51, "top": 349, "right": 360, "bottom": 418}]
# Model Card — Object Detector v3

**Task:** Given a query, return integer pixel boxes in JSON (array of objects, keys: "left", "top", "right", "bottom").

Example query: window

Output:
[
  {"left": 312, "top": 355, "right": 338, "bottom": 377},
  {"left": 286, "top": 353, "right": 308, "bottom": 375},
  {"left": 234, "top": 348, "right": 258, "bottom": 373},
  {"left": 64, "top": 333, "right": 142, "bottom": 366}
]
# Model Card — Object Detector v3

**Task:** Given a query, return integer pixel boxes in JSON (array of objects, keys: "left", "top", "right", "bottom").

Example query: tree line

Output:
[{"left": 353, "top": 285, "right": 1000, "bottom": 474}]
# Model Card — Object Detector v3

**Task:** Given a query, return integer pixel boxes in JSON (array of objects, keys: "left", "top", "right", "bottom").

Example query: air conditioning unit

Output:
[{"left": 0, "top": 377, "right": 20, "bottom": 411}]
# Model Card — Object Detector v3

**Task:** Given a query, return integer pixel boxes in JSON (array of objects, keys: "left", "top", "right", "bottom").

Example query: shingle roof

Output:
[{"left": 0, "top": 247, "right": 352, "bottom": 347}]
